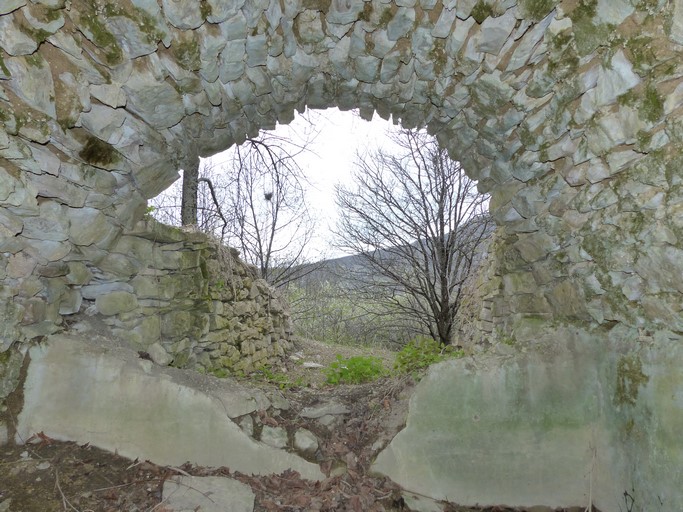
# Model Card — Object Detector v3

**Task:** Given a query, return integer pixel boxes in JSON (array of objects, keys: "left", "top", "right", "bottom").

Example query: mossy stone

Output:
[{"left": 79, "top": 136, "right": 119, "bottom": 166}]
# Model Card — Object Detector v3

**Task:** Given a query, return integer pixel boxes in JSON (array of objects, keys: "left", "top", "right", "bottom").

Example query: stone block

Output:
[
  {"left": 294, "top": 429, "right": 319, "bottom": 454},
  {"left": 260, "top": 425, "right": 288, "bottom": 449},
  {"left": 17, "top": 335, "right": 323, "bottom": 481},
  {"left": 95, "top": 291, "right": 138, "bottom": 316}
]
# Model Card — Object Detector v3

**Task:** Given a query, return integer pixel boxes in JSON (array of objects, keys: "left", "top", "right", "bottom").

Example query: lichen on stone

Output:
[
  {"left": 615, "top": 354, "right": 649, "bottom": 406},
  {"left": 302, "top": 0, "right": 331, "bottom": 13},
  {"left": 80, "top": 12, "right": 123, "bottom": 66},
  {"left": 173, "top": 36, "right": 201, "bottom": 71},
  {"left": 358, "top": 2, "right": 372, "bottom": 22},
  {"left": 199, "top": 0, "right": 213, "bottom": 20},
  {"left": 470, "top": 1, "right": 494, "bottom": 23},
  {"left": 378, "top": 7, "right": 394, "bottom": 27},
  {"left": 640, "top": 84, "right": 664, "bottom": 123},
  {"left": 518, "top": 0, "right": 558, "bottom": 22},
  {"left": 428, "top": 40, "right": 447, "bottom": 74}
]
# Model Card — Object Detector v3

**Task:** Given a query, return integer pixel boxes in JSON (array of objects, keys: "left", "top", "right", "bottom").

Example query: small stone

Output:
[
  {"left": 261, "top": 425, "right": 288, "bottom": 449},
  {"left": 37, "top": 461, "right": 51, "bottom": 470},
  {"left": 147, "top": 342, "right": 172, "bottom": 366},
  {"left": 294, "top": 429, "right": 319, "bottom": 454},
  {"left": 238, "top": 416, "right": 254, "bottom": 437},
  {"left": 301, "top": 401, "right": 350, "bottom": 418}
]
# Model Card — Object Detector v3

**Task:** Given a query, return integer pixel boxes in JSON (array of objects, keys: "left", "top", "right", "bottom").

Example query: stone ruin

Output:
[{"left": 1, "top": 0, "right": 683, "bottom": 509}]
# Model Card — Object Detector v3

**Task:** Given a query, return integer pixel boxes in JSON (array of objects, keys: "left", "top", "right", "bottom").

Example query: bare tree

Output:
[
  {"left": 151, "top": 127, "right": 322, "bottom": 288},
  {"left": 334, "top": 129, "right": 492, "bottom": 345},
  {"left": 219, "top": 135, "right": 319, "bottom": 287}
]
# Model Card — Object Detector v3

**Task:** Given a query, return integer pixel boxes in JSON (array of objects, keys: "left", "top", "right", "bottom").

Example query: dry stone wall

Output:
[
  {"left": 2, "top": 213, "right": 292, "bottom": 390},
  {"left": 85, "top": 218, "right": 292, "bottom": 374}
]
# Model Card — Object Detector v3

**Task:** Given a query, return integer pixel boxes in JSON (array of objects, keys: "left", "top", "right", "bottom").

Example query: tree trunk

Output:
[{"left": 181, "top": 158, "right": 199, "bottom": 226}]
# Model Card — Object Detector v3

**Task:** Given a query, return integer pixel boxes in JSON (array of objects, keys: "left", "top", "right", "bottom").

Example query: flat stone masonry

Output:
[{"left": 1, "top": 1, "right": 683, "bottom": 509}]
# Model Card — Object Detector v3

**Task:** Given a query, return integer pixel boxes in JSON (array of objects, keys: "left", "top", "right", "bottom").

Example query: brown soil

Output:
[{"left": 0, "top": 338, "right": 586, "bottom": 512}]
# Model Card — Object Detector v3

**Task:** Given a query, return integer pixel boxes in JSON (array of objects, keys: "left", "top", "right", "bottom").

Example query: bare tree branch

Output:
[{"left": 333, "top": 128, "right": 492, "bottom": 345}]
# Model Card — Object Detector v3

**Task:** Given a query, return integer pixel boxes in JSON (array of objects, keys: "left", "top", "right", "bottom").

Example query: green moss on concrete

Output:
[
  {"left": 615, "top": 354, "right": 649, "bottom": 406},
  {"left": 471, "top": 1, "right": 494, "bottom": 23},
  {"left": 79, "top": 136, "right": 119, "bottom": 166},
  {"left": 518, "top": 0, "right": 558, "bottom": 21}
]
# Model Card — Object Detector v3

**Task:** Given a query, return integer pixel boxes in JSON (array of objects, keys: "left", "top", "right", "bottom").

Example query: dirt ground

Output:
[{"left": 0, "top": 338, "right": 588, "bottom": 512}]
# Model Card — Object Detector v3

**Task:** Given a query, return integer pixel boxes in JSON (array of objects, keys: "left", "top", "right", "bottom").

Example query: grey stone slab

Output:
[
  {"left": 16, "top": 335, "right": 323, "bottom": 481},
  {"left": 163, "top": 476, "right": 255, "bottom": 512}
]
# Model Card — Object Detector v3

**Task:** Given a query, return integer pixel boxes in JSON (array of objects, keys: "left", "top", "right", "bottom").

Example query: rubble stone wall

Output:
[{"left": 1, "top": 1, "right": 683, "bottom": 507}]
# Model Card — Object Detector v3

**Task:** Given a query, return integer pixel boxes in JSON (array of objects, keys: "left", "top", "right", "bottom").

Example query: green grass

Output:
[
  {"left": 324, "top": 355, "right": 388, "bottom": 385},
  {"left": 394, "top": 336, "right": 464, "bottom": 377}
]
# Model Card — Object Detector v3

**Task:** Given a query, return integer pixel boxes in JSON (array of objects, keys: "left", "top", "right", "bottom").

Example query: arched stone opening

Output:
[{"left": 1, "top": 0, "right": 683, "bottom": 508}]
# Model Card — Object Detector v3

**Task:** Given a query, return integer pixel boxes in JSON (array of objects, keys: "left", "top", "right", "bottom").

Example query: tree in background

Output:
[
  {"left": 151, "top": 129, "right": 320, "bottom": 288},
  {"left": 333, "top": 129, "right": 492, "bottom": 346}
]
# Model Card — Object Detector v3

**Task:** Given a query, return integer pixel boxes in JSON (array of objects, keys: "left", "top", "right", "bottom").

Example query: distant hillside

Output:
[{"left": 291, "top": 216, "right": 495, "bottom": 290}]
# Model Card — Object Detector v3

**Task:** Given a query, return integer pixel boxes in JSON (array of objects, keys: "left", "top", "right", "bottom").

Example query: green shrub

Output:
[
  {"left": 324, "top": 355, "right": 387, "bottom": 385},
  {"left": 394, "top": 336, "right": 464, "bottom": 376}
]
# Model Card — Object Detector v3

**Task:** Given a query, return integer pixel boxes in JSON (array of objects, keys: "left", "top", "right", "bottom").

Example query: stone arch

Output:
[
  {"left": 2, "top": 0, "right": 682, "bottom": 346},
  {"left": 2, "top": 1, "right": 683, "bottom": 508}
]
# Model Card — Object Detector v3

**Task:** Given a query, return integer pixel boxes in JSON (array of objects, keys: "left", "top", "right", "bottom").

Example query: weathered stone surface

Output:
[
  {"left": 260, "top": 425, "right": 288, "bottom": 449},
  {"left": 0, "top": 14, "right": 38, "bottom": 55},
  {"left": 294, "top": 429, "right": 319, "bottom": 454},
  {"left": 301, "top": 402, "right": 350, "bottom": 418},
  {"left": 95, "top": 291, "right": 138, "bottom": 316},
  {"left": 17, "top": 335, "right": 324, "bottom": 481},
  {"left": 374, "top": 336, "right": 617, "bottom": 509},
  {"left": 1, "top": 2, "right": 683, "bottom": 506},
  {"left": 163, "top": 476, "right": 255, "bottom": 512}
]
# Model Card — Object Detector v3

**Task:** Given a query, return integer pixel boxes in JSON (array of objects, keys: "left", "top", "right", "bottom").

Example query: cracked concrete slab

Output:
[{"left": 15, "top": 334, "right": 324, "bottom": 481}]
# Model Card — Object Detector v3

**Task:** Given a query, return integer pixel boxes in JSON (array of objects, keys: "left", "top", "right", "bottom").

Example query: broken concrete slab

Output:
[
  {"left": 16, "top": 334, "right": 323, "bottom": 481},
  {"left": 372, "top": 334, "right": 626, "bottom": 511},
  {"left": 162, "top": 475, "right": 255, "bottom": 512}
]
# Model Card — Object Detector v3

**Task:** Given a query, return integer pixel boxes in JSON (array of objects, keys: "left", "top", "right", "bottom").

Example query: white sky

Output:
[
  {"left": 267, "top": 108, "right": 401, "bottom": 259},
  {"left": 155, "top": 108, "right": 402, "bottom": 260}
]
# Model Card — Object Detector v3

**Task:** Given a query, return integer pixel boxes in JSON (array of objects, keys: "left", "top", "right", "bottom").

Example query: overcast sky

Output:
[
  {"left": 264, "top": 108, "right": 401, "bottom": 259},
  {"left": 154, "top": 108, "right": 402, "bottom": 260}
]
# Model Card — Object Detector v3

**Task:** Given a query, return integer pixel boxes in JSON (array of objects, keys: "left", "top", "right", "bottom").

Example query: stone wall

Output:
[
  {"left": 1, "top": 1, "right": 683, "bottom": 508},
  {"left": 1, "top": 0, "right": 681, "bottom": 349},
  {"left": 1, "top": 215, "right": 291, "bottom": 398},
  {"left": 88, "top": 218, "right": 292, "bottom": 374}
]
